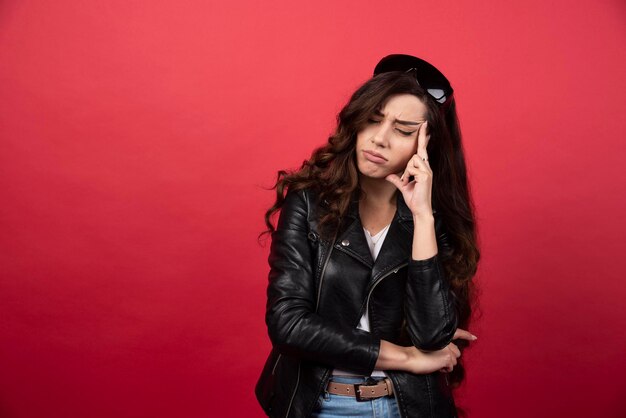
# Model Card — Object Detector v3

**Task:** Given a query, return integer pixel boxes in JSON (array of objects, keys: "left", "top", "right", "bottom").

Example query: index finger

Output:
[
  {"left": 416, "top": 121, "right": 429, "bottom": 159},
  {"left": 453, "top": 328, "right": 478, "bottom": 341}
]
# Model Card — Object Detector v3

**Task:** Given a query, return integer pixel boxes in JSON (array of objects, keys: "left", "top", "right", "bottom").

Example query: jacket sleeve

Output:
[
  {"left": 265, "top": 189, "right": 380, "bottom": 375},
  {"left": 404, "top": 214, "right": 459, "bottom": 351}
]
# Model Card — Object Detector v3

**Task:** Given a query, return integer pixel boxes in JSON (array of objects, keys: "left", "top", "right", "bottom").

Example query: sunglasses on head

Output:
[{"left": 373, "top": 54, "right": 455, "bottom": 113}]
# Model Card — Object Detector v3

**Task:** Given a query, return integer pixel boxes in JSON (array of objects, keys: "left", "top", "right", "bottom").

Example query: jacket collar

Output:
[
  {"left": 343, "top": 191, "right": 413, "bottom": 222},
  {"left": 334, "top": 191, "right": 414, "bottom": 277}
]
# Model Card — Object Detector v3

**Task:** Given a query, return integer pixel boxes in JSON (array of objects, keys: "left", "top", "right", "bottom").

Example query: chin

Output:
[{"left": 358, "top": 169, "right": 391, "bottom": 180}]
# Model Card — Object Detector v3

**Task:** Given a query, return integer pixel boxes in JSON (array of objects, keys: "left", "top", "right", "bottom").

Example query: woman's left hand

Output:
[{"left": 385, "top": 122, "right": 434, "bottom": 218}]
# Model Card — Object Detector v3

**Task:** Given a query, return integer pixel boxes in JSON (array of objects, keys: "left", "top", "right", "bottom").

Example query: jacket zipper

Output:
[
  {"left": 315, "top": 240, "right": 335, "bottom": 311},
  {"left": 271, "top": 353, "right": 282, "bottom": 375},
  {"left": 285, "top": 236, "right": 336, "bottom": 418},
  {"left": 284, "top": 363, "right": 301, "bottom": 417},
  {"left": 359, "top": 262, "right": 408, "bottom": 417},
  {"left": 360, "top": 262, "right": 408, "bottom": 320}
]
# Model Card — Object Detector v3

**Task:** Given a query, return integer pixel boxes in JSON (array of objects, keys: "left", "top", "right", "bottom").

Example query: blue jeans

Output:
[{"left": 311, "top": 376, "right": 402, "bottom": 418}]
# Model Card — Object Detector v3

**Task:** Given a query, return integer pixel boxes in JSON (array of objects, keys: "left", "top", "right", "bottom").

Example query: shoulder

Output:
[
  {"left": 281, "top": 187, "right": 318, "bottom": 213},
  {"left": 277, "top": 187, "right": 321, "bottom": 231}
]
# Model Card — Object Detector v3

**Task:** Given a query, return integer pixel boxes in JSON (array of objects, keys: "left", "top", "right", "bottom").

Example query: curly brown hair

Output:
[{"left": 263, "top": 71, "right": 480, "bottom": 410}]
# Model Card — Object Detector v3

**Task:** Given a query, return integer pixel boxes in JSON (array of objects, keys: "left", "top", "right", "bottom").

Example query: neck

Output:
[{"left": 359, "top": 175, "right": 397, "bottom": 208}]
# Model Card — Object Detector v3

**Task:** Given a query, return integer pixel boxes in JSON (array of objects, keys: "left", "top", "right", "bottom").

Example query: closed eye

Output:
[{"left": 396, "top": 128, "right": 416, "bottom": 136}]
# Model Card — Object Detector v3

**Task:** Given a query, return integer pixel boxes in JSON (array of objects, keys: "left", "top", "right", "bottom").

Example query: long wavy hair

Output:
[{"left": 263, "top": 71, "right": 480, "bottom": 411}]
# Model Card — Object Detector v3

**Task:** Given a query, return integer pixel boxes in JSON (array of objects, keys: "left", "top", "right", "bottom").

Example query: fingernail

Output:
[{"left": 472, "top": 335, "right": 478, "bottom": 340}]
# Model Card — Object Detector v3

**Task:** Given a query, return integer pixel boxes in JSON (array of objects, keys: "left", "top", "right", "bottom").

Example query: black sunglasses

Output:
[{"left": 373, "top": 54, "right": 455, "bottom": 113}]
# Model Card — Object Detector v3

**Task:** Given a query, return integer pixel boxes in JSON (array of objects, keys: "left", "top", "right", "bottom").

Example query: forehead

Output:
[{"left": 379, "top": 94, "right": 428, "bottom": 120}]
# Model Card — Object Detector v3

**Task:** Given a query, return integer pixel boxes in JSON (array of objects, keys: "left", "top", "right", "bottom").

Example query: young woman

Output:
[{"left": 256, "top": 54, "right": 480, "bottom": 418}]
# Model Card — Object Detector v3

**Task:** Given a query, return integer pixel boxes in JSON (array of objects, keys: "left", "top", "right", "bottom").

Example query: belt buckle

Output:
[
  {"left": 354, "top": 378, "right": 378, "bottom": 402},
  {"left": 353, "top": 383, "right": 367, "bottom": 402}
]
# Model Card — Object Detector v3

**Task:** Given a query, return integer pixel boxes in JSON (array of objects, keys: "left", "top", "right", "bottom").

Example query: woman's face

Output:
[{"left": 355, "top": 93, "right": 428, "bottom": 180}]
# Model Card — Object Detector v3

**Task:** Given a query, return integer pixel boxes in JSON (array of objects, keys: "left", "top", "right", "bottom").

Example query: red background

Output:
[{"left": 1, "top": 1, "right": 625, "bottom": 417}]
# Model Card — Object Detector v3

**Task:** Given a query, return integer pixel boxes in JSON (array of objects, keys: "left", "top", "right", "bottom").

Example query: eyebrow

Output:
[{"left": 374, "top": 109, "right": 425, "bottom": 126}]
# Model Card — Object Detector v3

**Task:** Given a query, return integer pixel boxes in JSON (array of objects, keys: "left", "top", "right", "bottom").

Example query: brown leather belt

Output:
[{"left": 326, "top": 378, "right": 394, "bottom": 402}]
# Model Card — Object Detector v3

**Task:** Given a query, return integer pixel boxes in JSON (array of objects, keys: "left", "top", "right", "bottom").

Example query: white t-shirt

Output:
[{"left": 332, "top": 223, "right": 391, "bottom": 377}]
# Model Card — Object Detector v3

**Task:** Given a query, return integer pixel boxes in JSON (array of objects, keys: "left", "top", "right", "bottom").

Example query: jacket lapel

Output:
[
  {"left": 333, "top": 192, "right": 416, "bottom": 273},
  {"left": 370, "top": 192, "right": 414, "bottom": 281},
  {"left": 334, "top": 198, "right": 374, "bottom": 268}
]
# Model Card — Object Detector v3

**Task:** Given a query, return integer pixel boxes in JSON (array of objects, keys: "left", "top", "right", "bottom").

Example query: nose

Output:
[{"left": 372, "top": 120, "right": 391, "bottom": 147}]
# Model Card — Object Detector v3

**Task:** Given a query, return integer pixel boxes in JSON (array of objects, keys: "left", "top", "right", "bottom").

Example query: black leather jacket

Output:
[{"left": 256, "top": 188, "right": 459, "bottom": 418}]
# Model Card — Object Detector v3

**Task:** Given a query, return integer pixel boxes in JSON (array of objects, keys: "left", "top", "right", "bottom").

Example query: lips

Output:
[{"left": 362, "top": 150, "right": 387, "bottom": 164}]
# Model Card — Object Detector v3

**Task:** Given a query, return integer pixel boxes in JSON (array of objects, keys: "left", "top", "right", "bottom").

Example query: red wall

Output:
[{"left": 1, "top": 1, "right": 625, "bottom": 417}]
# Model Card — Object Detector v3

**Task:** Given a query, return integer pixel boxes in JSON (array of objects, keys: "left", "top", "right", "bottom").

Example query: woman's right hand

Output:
[{"left": 405, "top": 328, "right": 476, "bottom": 374}]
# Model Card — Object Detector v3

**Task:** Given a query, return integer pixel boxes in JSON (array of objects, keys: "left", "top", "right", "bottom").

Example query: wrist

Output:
[
  {"left": 377, "top": 340, "right": 414, "bottom": 371},
  {"left": 412, "top": 213, "right": 435, "bottom": 224},
  {"left": 405, "top": 346, "right": 425, "bottom": 374}
]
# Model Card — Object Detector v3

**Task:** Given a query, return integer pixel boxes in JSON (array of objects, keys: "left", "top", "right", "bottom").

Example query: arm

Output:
[
  {"left": 404, "top": 212, "right": 459, "bottom": 351},
  {"left": 265, "top": 189, "right": 380, "bottom": 375},
  {"left": 376, "top": 214, "right": 475, "bottom": 373},
  {"left": 384, "top": 121, "right": 463, "bottom": 353},
  {"left": 377, "top": 213, "right": 475, "bottom": 372}
]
